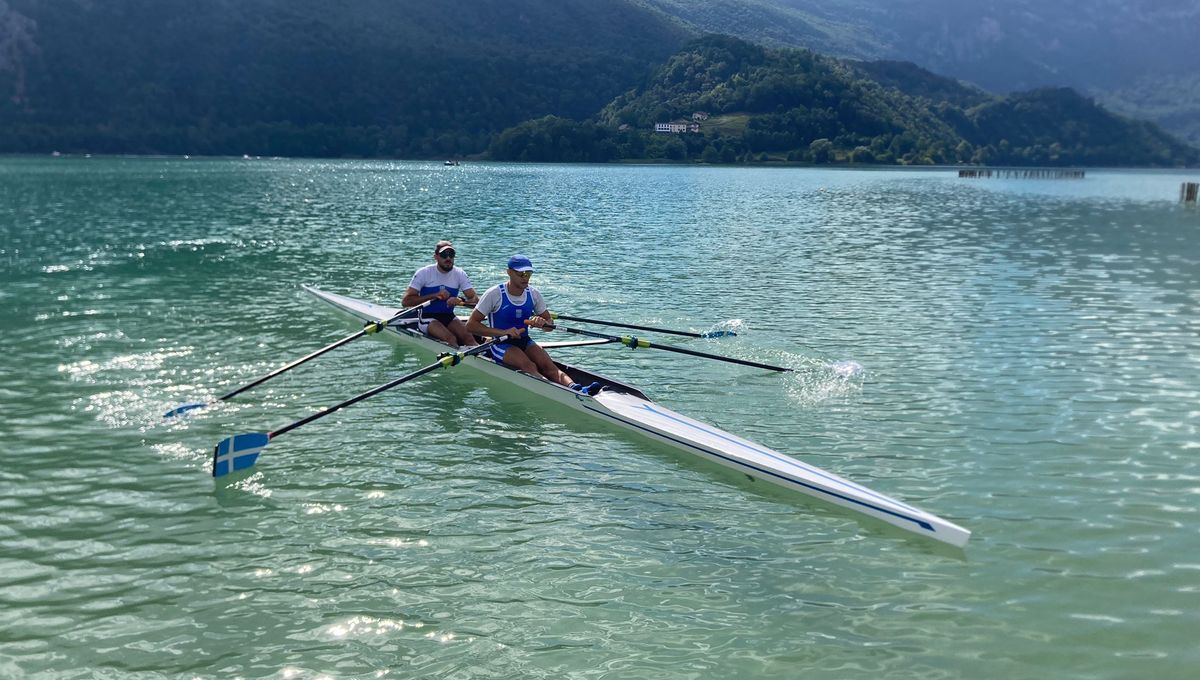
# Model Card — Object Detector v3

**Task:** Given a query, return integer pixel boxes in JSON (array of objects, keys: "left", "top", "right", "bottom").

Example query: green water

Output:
[{"left": 2, "top": 156, "right": 1198, "bottom": 679}]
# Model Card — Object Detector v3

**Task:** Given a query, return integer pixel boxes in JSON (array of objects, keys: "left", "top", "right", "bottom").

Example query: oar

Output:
[
  {"left": 549, "top": 312, "right": 735, "bottom": 338},
  {"left": 211, "top": 336, "right": 506, "bottom": 478},
  {"left": 547, "top": 325, "right": 792, "bottom": 372},
  {"left": 164, "top": 301, "right": 430, "bottom": 418}
]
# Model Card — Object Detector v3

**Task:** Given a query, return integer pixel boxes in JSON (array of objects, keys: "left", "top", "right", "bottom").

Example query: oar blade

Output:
[
  {"left": 212, "top": 432, "right": 270, "bottom": 478},
  {"left": 700, "top": 330, "right": 737, "bottom": 338},
  {"left": 164, "top": 402, "right": 208, "bottom": 419}
]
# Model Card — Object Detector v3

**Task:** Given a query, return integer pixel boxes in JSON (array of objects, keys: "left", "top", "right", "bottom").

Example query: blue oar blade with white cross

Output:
[{"left": 212, "top": 432, "right": 270, "bottom": 478}]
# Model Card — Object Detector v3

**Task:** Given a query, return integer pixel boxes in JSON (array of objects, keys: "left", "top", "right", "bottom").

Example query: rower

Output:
[
  {"left": 466, "top": 254, "right": 601, "bottom": 395},
  {"left": 401, "top": 240, "right": 479, "bottom": 347}
]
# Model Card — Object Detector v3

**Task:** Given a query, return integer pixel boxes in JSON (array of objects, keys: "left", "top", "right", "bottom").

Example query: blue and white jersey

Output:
[
  {"left": 476, "top": 283, "right": 547, "bottom": 332},
  {"left": 407, "top": 264, "right": 474, "bottom": 315}
]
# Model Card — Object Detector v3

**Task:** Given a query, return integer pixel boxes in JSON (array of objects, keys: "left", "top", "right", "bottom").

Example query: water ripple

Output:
[{"left": 2, "top": 160, "right": 1199, "bottom": 677}]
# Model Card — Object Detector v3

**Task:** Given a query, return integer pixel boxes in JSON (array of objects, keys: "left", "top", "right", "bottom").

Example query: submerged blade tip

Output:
[{"left": 163, "top": 402, "right": 207, "bottom": 419}]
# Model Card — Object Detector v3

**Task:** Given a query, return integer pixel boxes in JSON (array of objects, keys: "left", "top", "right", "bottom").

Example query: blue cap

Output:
[{"left": 507, "top": 254, "right": 534, "bottom": 272}]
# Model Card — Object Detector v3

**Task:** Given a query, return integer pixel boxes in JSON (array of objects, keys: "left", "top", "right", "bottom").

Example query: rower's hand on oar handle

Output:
[{"left": 524, "top": 317, "right": 551, "bottom": 331}]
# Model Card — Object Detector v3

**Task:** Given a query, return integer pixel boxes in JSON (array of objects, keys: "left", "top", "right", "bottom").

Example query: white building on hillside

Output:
[{"left": 655, "top": 121, "right": 700, "bottom": 133}]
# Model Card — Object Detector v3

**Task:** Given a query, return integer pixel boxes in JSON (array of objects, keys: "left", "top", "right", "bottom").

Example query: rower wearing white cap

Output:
[
  {"left": 467, "top": 254, "right": 601, "bottom": 395},
  {"left": 402, "top": 240, "right": 479, "bottom": 347}
]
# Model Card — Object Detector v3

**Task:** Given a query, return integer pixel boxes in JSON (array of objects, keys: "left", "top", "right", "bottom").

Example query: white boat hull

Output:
[{"left": 303, "top": 286, "right": 971, "bottom": 547}]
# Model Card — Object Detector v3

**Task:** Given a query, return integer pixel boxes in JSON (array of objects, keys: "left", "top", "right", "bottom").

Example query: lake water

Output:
[{"left": 1, "top": 156, "right": 1197, "bottom": 679}]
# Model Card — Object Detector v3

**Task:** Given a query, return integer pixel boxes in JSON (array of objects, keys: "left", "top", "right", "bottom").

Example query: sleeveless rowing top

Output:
[{"left": 488, "top": 285, "right": 536, "bottom": 337}]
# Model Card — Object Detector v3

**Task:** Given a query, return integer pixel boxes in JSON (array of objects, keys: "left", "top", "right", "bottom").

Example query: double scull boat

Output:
[{"left": 302, "top": 285, "right": 970, "bottom": 547}]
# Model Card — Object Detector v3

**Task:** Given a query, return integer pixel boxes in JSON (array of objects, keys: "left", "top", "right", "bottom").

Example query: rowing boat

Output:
[{"left": 303, "top": 285, "right": 971, "bottom": 547}]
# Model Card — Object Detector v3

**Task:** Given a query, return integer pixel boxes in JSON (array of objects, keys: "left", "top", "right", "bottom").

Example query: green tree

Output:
[
  {"left": 809, "top": 138, "right": 833, "bottom": 163},
  {"left": 850, "top": 146, "right": 875, "bottom": 163}
]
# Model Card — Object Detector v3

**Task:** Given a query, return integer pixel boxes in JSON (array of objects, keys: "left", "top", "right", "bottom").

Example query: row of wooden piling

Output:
[
  {"left": 958, "top": 168, "right": 1086, "bottom": 179},
  {"left": 954, "top": 170, "right": 1199, "bottom": 206}
]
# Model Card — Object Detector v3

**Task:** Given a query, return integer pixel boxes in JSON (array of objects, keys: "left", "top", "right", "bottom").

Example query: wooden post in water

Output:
[{"left": 1182, "top": 182, "right": 1199, "bottom": 204}]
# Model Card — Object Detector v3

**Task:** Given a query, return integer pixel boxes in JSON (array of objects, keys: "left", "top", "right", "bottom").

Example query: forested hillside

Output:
[
  {"left": 1, "top": 2, "right": 1193, "bottom": 165},
  {"left": 636, "top": 0, "right": 1200, "bottom": 147},
  {"left": 491, "top": 36, "right": 1197, "bottom": 167},
  {"left": 0, "top": 0, "right": 689, "bottom": 157}
]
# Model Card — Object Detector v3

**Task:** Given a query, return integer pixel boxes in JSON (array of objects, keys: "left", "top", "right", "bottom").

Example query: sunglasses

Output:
[
  {"left": 437, "top": 250, "right": 456, "bottom": 259},
  {"left": 512, "top": 270, "right": 532, "bottom": 278}
]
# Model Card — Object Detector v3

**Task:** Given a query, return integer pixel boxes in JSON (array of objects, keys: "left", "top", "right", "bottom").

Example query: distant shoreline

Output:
[{"left": 7, "top": 152, "right": 1192, "bottom": 171}]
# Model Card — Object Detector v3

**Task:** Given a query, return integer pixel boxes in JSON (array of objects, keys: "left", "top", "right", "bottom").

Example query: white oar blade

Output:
[
  {"left": 212, "top": 432, "right": 269, "bottom": 478},
  {"left": 164, "top": 402, "right": 207, "bottom": 419}
]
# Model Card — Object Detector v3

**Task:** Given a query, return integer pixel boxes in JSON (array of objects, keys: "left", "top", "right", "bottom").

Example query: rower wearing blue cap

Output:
[{"left": 467, "top": 254, "right": 601, "bottom": 395}]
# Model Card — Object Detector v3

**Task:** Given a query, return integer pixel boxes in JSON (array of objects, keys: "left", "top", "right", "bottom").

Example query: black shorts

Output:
[{"left": 417, "top": 311, "right": 459, "bottom": 334}]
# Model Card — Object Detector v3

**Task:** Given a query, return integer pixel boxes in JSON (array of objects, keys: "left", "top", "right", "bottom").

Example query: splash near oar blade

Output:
[
  {"left": 829, "top": 360, "right": 864, "bottom": 378},
  {"left": 212, "top": 432, "right": 269, "bottom": 478}
]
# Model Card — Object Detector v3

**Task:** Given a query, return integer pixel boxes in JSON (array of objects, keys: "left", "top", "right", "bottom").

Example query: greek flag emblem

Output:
[{"left": 212, "top": 433, "right": 269, "bottom": 477}]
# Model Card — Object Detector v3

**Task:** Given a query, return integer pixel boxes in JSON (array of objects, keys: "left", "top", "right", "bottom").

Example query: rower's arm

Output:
[
  {"left": 403, "top": 286, "right": 450, "bottom": 307},
  {"left": 401, "top": 287, "right": 424, "bottom": 308},
  {"left": 466, "top": 310, "right": 499, "bottom": 338}
]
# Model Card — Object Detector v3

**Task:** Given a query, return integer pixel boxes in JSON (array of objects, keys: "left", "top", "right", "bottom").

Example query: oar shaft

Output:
[
  {"left": 215, "top": 302, "right": 428, "bottom": 403},
  {"left": 268, "top": 337, "right": 504, "bottom": 440},
  {"left": 217, "top": 331, "right": 362, "bottom": 402},
  {"left": 640, "top": 339, "right": 791, "bottom": 372},
  {"left": 551, "top": 313, "right": 707, "bottom": 338},
  {"left": 551, "top": 325, "right": 792, "bottom": 372},
  {"left": 269, "top": 357, "right": 444, "bottom": 438}
]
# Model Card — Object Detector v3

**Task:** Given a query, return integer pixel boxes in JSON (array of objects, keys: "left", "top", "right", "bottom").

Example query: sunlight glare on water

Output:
[{"left": 1, "top": 157, "right": 1198, "bottom": 678}]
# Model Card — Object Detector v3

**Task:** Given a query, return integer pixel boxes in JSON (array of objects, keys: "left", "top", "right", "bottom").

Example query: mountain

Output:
[
  {"left": 490, "top": 35, "right": 1197, "bottom": 167},
  {"left": 1, "top": 1, "right": 1193, "bottom": 164},
  {"left": 0, "top": 0, "right": 689, "bottom": 157},
  {"left": 637, "top": 0, "right": 1200, "bottom": 147}
]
